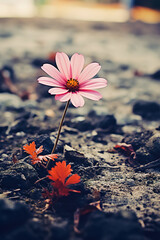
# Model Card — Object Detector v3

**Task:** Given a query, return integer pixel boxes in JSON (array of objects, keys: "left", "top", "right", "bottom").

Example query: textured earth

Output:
[{"left": 0, "top": 18, "right": 160, "bottom": 240}]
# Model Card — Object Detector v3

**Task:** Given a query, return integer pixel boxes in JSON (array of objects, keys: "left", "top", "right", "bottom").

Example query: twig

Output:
[{"left": 34, "top": 176, "right": 48, "bottom": 184}]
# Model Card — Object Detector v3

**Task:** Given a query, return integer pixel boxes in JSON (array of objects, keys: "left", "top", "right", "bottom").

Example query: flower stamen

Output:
[{"left": 66, "top": 79, "right": 79, "bottom": 92}]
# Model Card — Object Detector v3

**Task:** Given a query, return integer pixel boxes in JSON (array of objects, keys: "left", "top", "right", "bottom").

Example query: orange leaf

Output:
[
  {"left": 48, "top": 161, "right": 72, "bottom": 184},
  {"left": 23, "top": 141, "right": 58, "bottom": 165},
  {"left": 48, "top": 161, "right": 81, "bottom": 198},
  {"left": 23, "top": 141, "right": 36, "bottom": 155},
  {"left": 65, "top": 174, "right": 80, "bottom": 186},
  {"left": 36, "top": 145, "right": 44, "bottom": 155},
  {"left": 52, "top": 180, "right": 70, "bottom": 196}
]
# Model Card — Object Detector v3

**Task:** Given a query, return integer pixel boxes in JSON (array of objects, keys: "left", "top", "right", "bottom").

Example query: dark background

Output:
[{"left": 135, "top": 0, "right": 160, "bottom": 9}]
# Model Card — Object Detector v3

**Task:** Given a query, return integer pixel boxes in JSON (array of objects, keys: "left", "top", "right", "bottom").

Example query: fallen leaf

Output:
[
  {"left": 74, "top": 201, "right": 102, "bottom": 234},
  {"left": 108, "top": 143, "right": 136, "bottom": 160},
  {"left": 12, "top": 154, "right": 19, "bottom": 164},
  {"left": 114, "top": 143, "right": 136, "bottom": 159}
]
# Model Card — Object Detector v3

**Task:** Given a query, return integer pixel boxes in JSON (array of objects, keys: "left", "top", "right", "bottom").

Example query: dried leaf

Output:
[
  {"left": 11, "top": 148, "right": 22, "bottom": 164},
  {"left": 91, "top": 189, "right": 101, "bottom": 200},
  {"left": 114, "top": 143, "right": 136, "bottom": 159},
  {"left": 74, "top": 201, "right": 102, "bottom": 234},
  {"left": 108, "top": 143, "right": 136, "bottom": 160},
  {"left": 12, "top": 154, "right": 19, "bottom": 164}
]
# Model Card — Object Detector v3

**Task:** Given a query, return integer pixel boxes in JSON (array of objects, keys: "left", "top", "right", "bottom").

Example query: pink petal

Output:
[
  {"left": 38, "top": 77, "right": 63, "bottom": 87},
  {"left": 80, "top": 78, "right": 107, "bottom": 89},
  {"left": 48, "top": 88, "right": 69, "bottom": 95},
  {"left": 71, "top": 92, "right": 85, "bottom": 107},
  {"left": 78, "top": 63, "right": 101, "bottom": 83},
  {"left": 55, "top": 92, "right": 72, "bottom": 102},
  {"left": 79, "top": 90, "right": 102, "bottom": 101},
  {"left": 56, "top": 52, "right": 71, "bottom": 80},
  {"left": 41, "top": 64, "right": 65, "bottom": 84},
  {"left": 71, "top": 53, "right": 84, "bottom": 79}
]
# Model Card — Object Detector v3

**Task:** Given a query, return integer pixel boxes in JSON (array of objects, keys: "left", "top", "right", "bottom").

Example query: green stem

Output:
[{"left": 46, "top": 100, "right": 70, "bottom": 168}]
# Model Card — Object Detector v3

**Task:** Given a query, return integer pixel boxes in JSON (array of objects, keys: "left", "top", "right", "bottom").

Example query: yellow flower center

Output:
[{"left": 66, "top": 78, "right": 79, "bottom": 92}]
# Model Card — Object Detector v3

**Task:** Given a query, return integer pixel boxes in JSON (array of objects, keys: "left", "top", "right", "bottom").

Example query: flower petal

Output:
[
  {"left": 56, "top": 52, "right": 71, "bottom": 80},
  {"left": 55, "top": 92, "right": 72, "bottom": 102},
  {"left": 48, "top": 88, "right": 69, "bottom": 95},
  {"left": 71, "top": 53, "right": 84, "bottom": 79},
  {"left": 41, "top": 64, "right": 65, "bottom": 84},
  {"left": 80, "top": 78, "right": 107, "bottom": 89},
  {"left": 78, "top": 63, "right": 101, "bottom": 83},
  {"left": 79, "top": 90, "right": 102, "bottom": 101},
  {"left": 38, "top": 77, "right": 63, "bottom": 87},
  {"left": 71, "top": 92, "right": 85, "bottom": 107}
]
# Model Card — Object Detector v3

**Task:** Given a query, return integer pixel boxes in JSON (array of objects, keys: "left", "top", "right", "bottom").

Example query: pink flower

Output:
[{"left": 38, "top": 52, "right": 107, "bottom": 107}]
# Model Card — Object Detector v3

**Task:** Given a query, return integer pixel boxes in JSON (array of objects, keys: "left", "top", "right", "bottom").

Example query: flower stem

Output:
[{"left": 46, "top": 100, "right": 70, "bottom": 168}]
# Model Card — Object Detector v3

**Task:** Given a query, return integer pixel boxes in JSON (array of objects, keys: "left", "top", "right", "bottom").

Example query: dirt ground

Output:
[{"left": 0, "top": 18, "right": 160, "bottom": 240}]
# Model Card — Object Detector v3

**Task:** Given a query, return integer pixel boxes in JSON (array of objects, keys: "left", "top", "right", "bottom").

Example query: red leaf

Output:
[
  {"left": 114, "top": 143, "right": 136, "bottom": 159},
  {"left": 48, "top": 161, "right": 72, "bottom": 184},
  {"left": 52, "top": 180, "right": 70, "bottom": 196},
  {"left": 65, "top": 174, "right": 80, "bottom": 186},
  {"left": 74, "top": 201, "right": 101, "bottom": 234},
  {"left": 23, "top": 141, "right": 36, "bottom": 155},
  {"left": 48, "top": 161, "right": 80, "bottom": 197}
]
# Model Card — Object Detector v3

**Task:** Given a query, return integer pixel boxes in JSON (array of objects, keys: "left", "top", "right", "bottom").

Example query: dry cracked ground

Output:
[{"left": 0, "top": 18, "right": 160, "bottom": 240}]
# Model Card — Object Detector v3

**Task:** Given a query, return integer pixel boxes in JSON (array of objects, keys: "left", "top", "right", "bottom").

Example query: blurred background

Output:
[
  {"left": 0, "top": 0, "right": 160, "bottom": 23},
  {"left": 0, "top": 0, "right": 159, "bottom": 110},
  {"left": 0, "top": 4, "right": 160, "bottom": 240}
]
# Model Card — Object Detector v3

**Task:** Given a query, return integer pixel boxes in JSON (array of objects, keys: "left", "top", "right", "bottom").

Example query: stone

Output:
[
  {"left": 136, "top": 147, "right": 152, "bottom": 164},
  {"left": 0, "top": 162, "right": 38, "bottom": 190},
  {"left": 133, "top": 100, "right": 160, "bottom": 120},
  {"left": 92, "top": 132, "right": 108, "bottom": 144},
  {"left": 124, "top": 131, "right": 153, "bottom": 151},
  {"left": 70, "top": 117, "right": 94, "bottom": 132},
  {"left": 0, "top": 125, "right": 8, "bottom": 134},
  {"left": 126, "top": 179, "right": 135, "bottom": 186},
  {"left": 96, "top": 115, "right": 117, "bottom": 132},
  {"left": 0, "top": 170, "right": 27, "bottom": 190},
  {"left": 49, "top": 219, "right": 69, "bottom": 240},
  {"left": 150, "top": 69, "right": 160, "bottom": 80},
  {"left": 146, "top": 133, "right": 160, "bottom": 159},
  {"left": 11, "top": 162, "right": 38, "bottom": 183},
  {"left": 7, "top": 119, "right": 27, "bottom": 134},
  {"left": 28, "top": 189, "right": 42, "bottom": 200},
  {"left": 0, "top": 198, "right": 31, "bottom": 234},
  {"left": 0, "top": 93, "right": 24, "bottom": 111},
  {"left": 28, "top": 134, "right": 64, "bottom": 154},
  {"left": 64, "top": 145, "right": 91, "bottom": 167},
  {"left": 0, "top": 158, "right": 12, "bottom": 169},
  {"left": 83, "top": 210, "right": 148, "bottom": 240},
  {"left": 36, "top": 84, "right": 51, "bottom": 98},
  {"left": 2, "top": 218, "right": 45, "bottom": 240},
  {"left": 153, "top": 183, "right": 160, "bottom": 194},
  {"left": 16, "top": 131, "right": 26, "bottom": 137}
]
